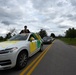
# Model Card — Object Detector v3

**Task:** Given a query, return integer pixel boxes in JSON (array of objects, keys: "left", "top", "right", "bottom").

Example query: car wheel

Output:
[
  {"left": 40, "top": 44, "right": 43, "bottom": 52},
  {"left": 16, "top": 51, "right": 28, "bottom": 69}
]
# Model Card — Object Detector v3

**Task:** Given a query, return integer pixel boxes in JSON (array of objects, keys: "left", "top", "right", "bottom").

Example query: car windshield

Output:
[
  {"left": 43, "top": 37, "right": 51, "bottom": 40},
  {"left": 8, "top": 34, "right": 29, "bottom": 41}
]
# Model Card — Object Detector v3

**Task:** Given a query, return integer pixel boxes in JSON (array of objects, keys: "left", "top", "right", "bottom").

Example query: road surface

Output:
[{"left": 0, "top": 40, "right": 76, "bottom": 75}]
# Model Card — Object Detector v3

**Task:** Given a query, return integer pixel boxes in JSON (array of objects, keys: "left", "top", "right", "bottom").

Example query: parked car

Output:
[
  {"left": 43, "top": 36, "right": 52, "bottom": 44},
  {"left": 0, "top": 33, "right": 43, "bottom": 70}
]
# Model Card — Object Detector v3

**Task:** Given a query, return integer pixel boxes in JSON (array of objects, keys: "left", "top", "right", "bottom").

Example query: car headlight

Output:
[
  {"left": 0, "top": 47, "right": 18, "bottom": 54},
  {"left": 6, "top": 47, "right": 18, "bottom": 51}
]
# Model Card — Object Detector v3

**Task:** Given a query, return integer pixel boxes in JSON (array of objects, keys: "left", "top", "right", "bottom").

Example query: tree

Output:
[
  {"left": 0, "top": 36, "right": 4, "bottom": 41},
  {"left": 50, "top": 33, "right": 55, "bottom": 38},
  {"left": 5, "top": 28, "right": 16, "bottom": 40},
  {"left": 65, "top": 28, "right": 76, "bottom": 38},
  {"left": 8, "top": 28, "right": 16, "bottom": 36},
  {"left": 5, "top": 32, "right": 11, "bottom": 40},
  {"left": 72, "top": 28, "right": 76, "bottom": 38},
  {"left": 39, "top": 29, "right": 47, "bottom": 38}
]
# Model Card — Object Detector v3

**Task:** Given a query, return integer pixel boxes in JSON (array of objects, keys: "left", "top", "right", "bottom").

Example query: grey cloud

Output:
[
  {"left": 0, "top": 7, "right": 22, "bottom": 20},
  {"left": 32, "top": 0, "right": 49, "bottom": 10},
  {"left": 58, "top": 25, "right": 71, "bottom": 28},
  {"left": 32, "top": 0, "right": 58, "bottom": 11},
  {"left": 1, "top": 20, "right": 16, "bottom": 25},
  {"left": 25, "top": 20, "right": 38, "bottom": 23},
  {"left": 0, "top": 0, "right": 9, "bottom": 6},
  {"left": 41, "top": 18, "right": 51, "bottom": 23},
  {"left": 17, "top": 0, "right": 27, "bottom": 5},
  {"left": 0, "top": 0, "right": 18, "bottom": 7},
  {"left": 60, "top": 14, "right": 72, "bottom": 19},
  {"left": 57, "top": 2, "right": 65, "bottom": 7},
  {"left": 0, "top": 0, "right": 76, "bottom": 36},
  {"left": 42, "top": 13, "right": 57, "bottom": 22},
  {"left": 68, "top": 15, "right": 76, "bottom": 21},
  {"left": 67, "top": 14, "right": 76, "bottom": 21},
  {"left": 1, "top": 20, "right": 10, "bottom": 25},
  {"left": 61, "top": 14, "right": 76, "bottom": 21},
  {"left": 31, "top": 0, "right": 65, "bottom": 23},
  {"left": 66, "top": 14, "right": 73, "bottom": 18},
  {"left": 55, "top": 20, "right": 64, "bottom": 24},
  {"left": 70, "top": 0, "right": 76, "bottom": 6},
  {"left": 0, "top": 1, "right": 24, "bottom": 26},
  {"left": 0, "top": 7, "right": 9, "bottom": 18}
]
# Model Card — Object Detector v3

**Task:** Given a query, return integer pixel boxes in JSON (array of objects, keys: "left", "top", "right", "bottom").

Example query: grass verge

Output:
[{"left": 59, "top": 38, "right": 76, "bottom": 46}]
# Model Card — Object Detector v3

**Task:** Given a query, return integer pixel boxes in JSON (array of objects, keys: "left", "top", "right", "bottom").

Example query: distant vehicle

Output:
[
  {"left": 51, "top": 37, "right": 55, "bottom": 41},
  {"left": 0, "top": 33, "right": 43, "bottom": 70},
  {"left": 43, "top": 36, "right": 52, "bottom": 44}
]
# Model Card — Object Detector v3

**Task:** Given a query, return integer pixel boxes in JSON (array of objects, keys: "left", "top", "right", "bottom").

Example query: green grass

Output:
[{"left": 59, "top": 38, "right": 76, "bottom": 46}]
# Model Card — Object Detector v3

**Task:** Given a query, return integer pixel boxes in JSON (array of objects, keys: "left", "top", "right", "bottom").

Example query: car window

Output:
[
  {"left": 43, "top": 36, "right": 51, "bottom": 40},
  {"left": 8, "top": 34, "right": 28, "bottom": 41}
]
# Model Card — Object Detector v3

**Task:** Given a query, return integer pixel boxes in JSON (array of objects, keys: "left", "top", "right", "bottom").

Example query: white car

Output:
[{"left": 0, "top": 33, "right": 43, "bottom": 70}]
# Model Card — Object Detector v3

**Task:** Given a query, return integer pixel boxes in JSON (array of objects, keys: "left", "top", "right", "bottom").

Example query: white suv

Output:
[{"left": 0, "top": 33, "right": 43, "bottom": 70}]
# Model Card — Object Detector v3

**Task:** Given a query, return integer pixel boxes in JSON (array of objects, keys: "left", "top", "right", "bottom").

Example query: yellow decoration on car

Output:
[
  {"left": 30, "top": 42, "right": 36, "bottom": 53},
  {"left": 0, "top": 41, "right": 19, "bottom": 48},
  {"left": 35, "top": 33, "right": 41, "bottom": 40}
]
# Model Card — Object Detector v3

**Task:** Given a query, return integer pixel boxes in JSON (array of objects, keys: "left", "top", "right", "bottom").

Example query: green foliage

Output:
[
  {"left": 60, "top": 38, "right": 76, "bottom": 45},
  {"left": 0, "top": 36, "right": 4, "bottom": 41},
  {"left": 5, "top": 33, "right": 12, "bottom": 40},
  {"left": 0, "top": 28, "right": 16, "bottom": 41},
  {"left": 39, "top": 29, "right": 47, "bottom": 38},
  {"left": 50, "top": 33, "right": 55, "bottom": 38},
  {"left": 65, "top": 28, "right": 76, "bottom": 38}
]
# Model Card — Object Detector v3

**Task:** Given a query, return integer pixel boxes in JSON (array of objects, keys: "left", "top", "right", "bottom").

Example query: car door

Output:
[
  {"left": 29, "top": 34, "right": 37, "bottom": 54},
  {"left": 35, "top": 33, "right": 42, "bottom": 49}
]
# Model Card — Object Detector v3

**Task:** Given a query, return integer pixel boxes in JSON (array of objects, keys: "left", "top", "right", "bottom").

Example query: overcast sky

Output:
[{"left": 0, "top": 0, "right": 76, "bottom": 36}]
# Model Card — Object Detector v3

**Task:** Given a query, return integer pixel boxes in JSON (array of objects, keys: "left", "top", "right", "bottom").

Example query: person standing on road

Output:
[{"left": 20, "top": 25, "right": 30, "bottom": 34}]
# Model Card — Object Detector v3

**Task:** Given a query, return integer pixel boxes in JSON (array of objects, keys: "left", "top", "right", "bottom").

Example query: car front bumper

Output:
[{"left": 0, "top": 51, "right": 18, "bottom": 70}]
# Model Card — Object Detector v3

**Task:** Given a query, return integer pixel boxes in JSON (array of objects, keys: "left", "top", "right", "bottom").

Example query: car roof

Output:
[{"left": 19, "top": 33, "right": 33, "bottom": 35}]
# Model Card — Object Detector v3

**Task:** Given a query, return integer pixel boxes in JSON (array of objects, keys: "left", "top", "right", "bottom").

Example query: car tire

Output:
[
  {"left": 40, "top": 44, "right": 43, "bottom": 52},
  {"left": 16, "top": 51, "right": 28, "bottom": 69}
]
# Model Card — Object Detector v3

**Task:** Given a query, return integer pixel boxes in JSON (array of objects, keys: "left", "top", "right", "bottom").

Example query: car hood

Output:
[{"left": 0, "top": 41, "right": 20, "bottom": 50}]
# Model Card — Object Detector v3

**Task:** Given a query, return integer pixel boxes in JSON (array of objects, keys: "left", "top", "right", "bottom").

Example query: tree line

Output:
[
  {"left": 39, "top": 29, "right": 55, "bottom": 38},
  {"left": 1, "top": 27, "right": 75, "bottom": 41},
  {"left": 39, "top": 28, "right": 76, "bottom": 39},
  {"left": 0, "top": 28, "right": 56, "bottom": 41},
  {"left": 0, "top": 28, "right": 16, "bottom": 41},
  {"left": 65, "top": 28, "right": 76, "bottom": 38}
]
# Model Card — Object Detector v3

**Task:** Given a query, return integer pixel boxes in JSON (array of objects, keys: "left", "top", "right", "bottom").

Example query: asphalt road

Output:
[{"left": 0, "top": 40, "right": 76, "bottom": 75}]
